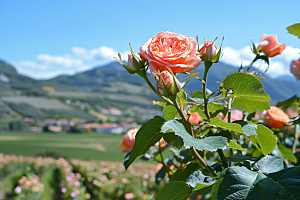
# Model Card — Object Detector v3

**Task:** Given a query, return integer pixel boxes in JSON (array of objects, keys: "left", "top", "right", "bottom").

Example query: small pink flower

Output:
[
  {"left": 14, "top": 186, "right": 22, "bottom": 194},
  {"left": 124, "top": 193, "right": 134, "bottom": 200},
  {"left": 61, "top": 188, "right": 67, "bottom": 193},
  {"left": 70, "top": 192, "right": 76, "bottom": 198},
  {"left": 257, "top": 34, "right": 286, "bottom": 57}
]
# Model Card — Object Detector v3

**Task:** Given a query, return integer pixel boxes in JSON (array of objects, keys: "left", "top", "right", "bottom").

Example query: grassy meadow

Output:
[{"left": 0, "top": 131, "right": 126, "bottom": 162}]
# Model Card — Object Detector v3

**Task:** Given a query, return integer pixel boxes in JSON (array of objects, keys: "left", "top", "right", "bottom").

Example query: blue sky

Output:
[{"left": 0, "top": 0, "right": 300, "bottom": 80}]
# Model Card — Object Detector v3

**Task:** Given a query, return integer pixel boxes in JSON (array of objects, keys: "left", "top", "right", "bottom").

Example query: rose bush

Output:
[
  {"left": 139, "top": 32, "right": 201, "bottom": 76},
  {"left": 257, "top": 34, "right": 286, "bottom": 57},
  {"left": 291, "top": 58, "right": 300, "bottom": 81},
  {"left": 118, "top": 24, "right": 300, "bottom": 200},
  {"left": 264, "top": 106, "right": 290, "bottom": 130}
]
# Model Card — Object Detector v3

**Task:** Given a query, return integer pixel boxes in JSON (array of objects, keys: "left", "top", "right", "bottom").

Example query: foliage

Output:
[{"left": 118, "top": 26, "right": 300, "bottom": 200}]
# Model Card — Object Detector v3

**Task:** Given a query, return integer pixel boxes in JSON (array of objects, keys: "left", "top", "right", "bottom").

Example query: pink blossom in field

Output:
[
  {"left": 121, "top": 178, "right": 127, "bottom": 183},
  {"left": 110, "top": 178, "right": 117, "bottom": 184},
  {"left": 70, "top": 192, "right": 76, "bottom": 198},
  {"left": 88, "top": 177, "right": 93, "bottom": 182},
  {"left": 61, "top": 188, "right": 67, "bottom": 193},
  {"left": 74, "top": 180, "right": 80, "bottom": 187},
  {"left": 124, "top": 193, "right": 134, "bottom": 200},
  {"left": 14, "top": 186, "right": 22, "bottom": 194}
]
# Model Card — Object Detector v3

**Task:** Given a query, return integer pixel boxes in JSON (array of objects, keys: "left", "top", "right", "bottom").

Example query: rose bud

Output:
[
  {"left": 290, "top": 58, "right": 300, "bottom": 81},
  {"left": 156, "top": 69, "right": 182, "bottom": 97},
  {"left": 263, "top": 106, "right": 290, "bottom": 130},
  {"left": 114, "top": 44, "right": 145, "bottom": 74},
  {"left": 199, "top": 39, "right": 218, "bottom": 61},
  {"left": 257, "top": 34, "right": 286, "bottom": 57},
  {"left": 119, "top": 128, "right": 138, "bottom": 152}
]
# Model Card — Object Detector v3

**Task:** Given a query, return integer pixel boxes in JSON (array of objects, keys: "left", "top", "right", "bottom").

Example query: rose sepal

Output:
[
  {"left": 114, "top": 44, "right": 146, "bottom": 74},
  {"left": 155, "top": 70, "right": 183, "bottom": 97}
]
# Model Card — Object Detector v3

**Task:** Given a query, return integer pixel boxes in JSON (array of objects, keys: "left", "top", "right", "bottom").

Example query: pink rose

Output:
[
  {"left": 223, "top": 109, "right": 244, "bottom": 123},
  {"left": 291, "top": 58, "right": 300, "bottom": 81},
  {"left": 139, "top": 32, "right": 201, "bottom": 77},
  {"left": 264, "top": 106, "right": 290, "bottom": 130},
  {"left": 119, "top": 128, "right": 138, "bottom": 152},
  {"left": 257, "top": 34, "right": 286, "bottom": 57},
  {"left": 188, "top": 112, "right": 202, "bottom": 124},
  {"left": 199, "top": 40, "right": 218, "bottom": 61}
]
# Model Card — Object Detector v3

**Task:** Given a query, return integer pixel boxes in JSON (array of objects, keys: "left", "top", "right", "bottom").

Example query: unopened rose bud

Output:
[
  {"left": 156, "top": 70, "right": 182, "bottom": 97},
  {"left": 114, "top": 44, "right": 146, "bottom": 74},
  {"left": 291, "top": 58, "right": 300, "bottom": 81},
  {"left": 257, "top": 34, "right": 286, "bottom": 57},
  {"left": 199, "top": 40, "right": 218, "bottom": 61}
]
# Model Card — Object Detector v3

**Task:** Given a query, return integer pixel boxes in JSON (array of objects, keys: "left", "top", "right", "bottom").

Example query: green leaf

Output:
[
  {"left": 227, "top": 140, "right": 244, "bottom": 151},
  {"left": 278, "top": 143, "right": 298, "bottom": 163},
  {"left": 225, "top": 155, "right": 260, "bottom": 162},
  {"left": 249, "top": 124, "right": 276, "bottom": 156},
  {"left": 189, "top": 72, "right": 200, "bottom": 78},
  {"left": 191, "top": 90, "right": 204, "bottom": 98},
  {"left": 223, "top": 73, "right": 271, "bottom": 113},
  {"left": 187, "top": 106, "right": 207, "bottom": 119},
  {"left": 163, "top": 131, "right": 183, "bottom": 149},
  {"left": 171, "top": 148, "right": 193, "bottom": 164},
  {"left": 161, "top": 120, "right": 228, "bottom": 151},
  {"left": 153, "top": 100, "right": 167, "bottom": 107},
  {"left": 154, "top": 181, "right": 192, "bottom": 200},
  {"left": 252, "top": 155, "right": 284, "bottom": 173},
  {"left": 209, "top": 117, "right": 243, "bottom": 134},
  {"left": 126, "top": 116, "right": 165, "bottom": 169},
  {"left": 287, "top": 23, "right": 300, "bottom": 39},
  {"left": 163, "top": 106, "right": 177, "bottom": 120},
  {"left": 172, "top": 163, "right": 201, "bottom": 182},
  {"left": 233, "top": 121, "right": 258, "bottom": 136},
  {"left": 212, "top": 166, "right": 300, "bottom": 200},
  {"left": 186, "top": 170, "right": 210, "bottom": 189},
  {"left": 276, "top": 95, "right": 300, "bottom": 109}
]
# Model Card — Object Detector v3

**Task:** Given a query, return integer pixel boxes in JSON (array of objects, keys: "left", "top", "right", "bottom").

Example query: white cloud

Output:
[
  {"left": 14, "top": 45, "right": 130, "bottom": 79},
  {"left": 72, "top": 46, "right": 130, "bottom": 61},
  {"left": 221, "top": 45, "right": 300, "bottom": 78}
]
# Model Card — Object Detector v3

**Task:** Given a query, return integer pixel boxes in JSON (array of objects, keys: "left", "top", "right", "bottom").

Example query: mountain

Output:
[{"left": 0, "top": 59, "right": 300, "bottom": 103}]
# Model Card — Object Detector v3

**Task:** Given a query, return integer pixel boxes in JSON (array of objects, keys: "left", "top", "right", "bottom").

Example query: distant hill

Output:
[{"left": 0, "top": 59, "right": 300, "bottom": 103}]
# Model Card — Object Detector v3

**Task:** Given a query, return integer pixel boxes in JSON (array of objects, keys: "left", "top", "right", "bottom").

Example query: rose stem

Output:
[
  {"left": 203, "top": 62, "right": 212, "bottom": 120},
  {"left": 171, "top": 93, "right": 218, "bottom": 178},
  {"left": 292, "top": 124, "right": 299, "bottom": 154},
  {"left": 158, "top": 141, "right": 171, "bottom": 178},
  {"left": 137, "top": 69, "right": 173, "bottom": 105},
  {"left": 204, "top": 61, "right": 228, "bottom": 168}
]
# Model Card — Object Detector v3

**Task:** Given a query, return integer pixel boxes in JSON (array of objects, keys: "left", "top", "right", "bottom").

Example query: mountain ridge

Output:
[{"left": 0, "top": 59, "right": 299, "bottom": 102}]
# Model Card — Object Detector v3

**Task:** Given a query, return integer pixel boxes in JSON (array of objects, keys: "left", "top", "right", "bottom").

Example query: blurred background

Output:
[{"left": 0, "top": 1, "right": 300, "bottom": 199}]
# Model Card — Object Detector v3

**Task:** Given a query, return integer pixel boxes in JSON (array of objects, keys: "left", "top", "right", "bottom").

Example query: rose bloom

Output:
[
  {"left": 290, "top": 59, "right": 300, "bottom": 81},
  {"left": 119, "top": 128, "right": 138, "bottom": 152},
  {"left": 139, "top": 32, "right": 201, "bottom": 77},
  {"left": 199, "top": 40, "right": 218, "bottom": 61},
  {"left": 257, "top": 34, "right": 286, "bottom": 57},
  {"left": 264, "top": 106, "right": 290, "bottom": 130}
]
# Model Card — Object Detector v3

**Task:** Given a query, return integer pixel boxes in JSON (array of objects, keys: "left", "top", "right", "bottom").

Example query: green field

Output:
[{"left": 0, "top": 131, "right": 126, "bottom": 162}]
